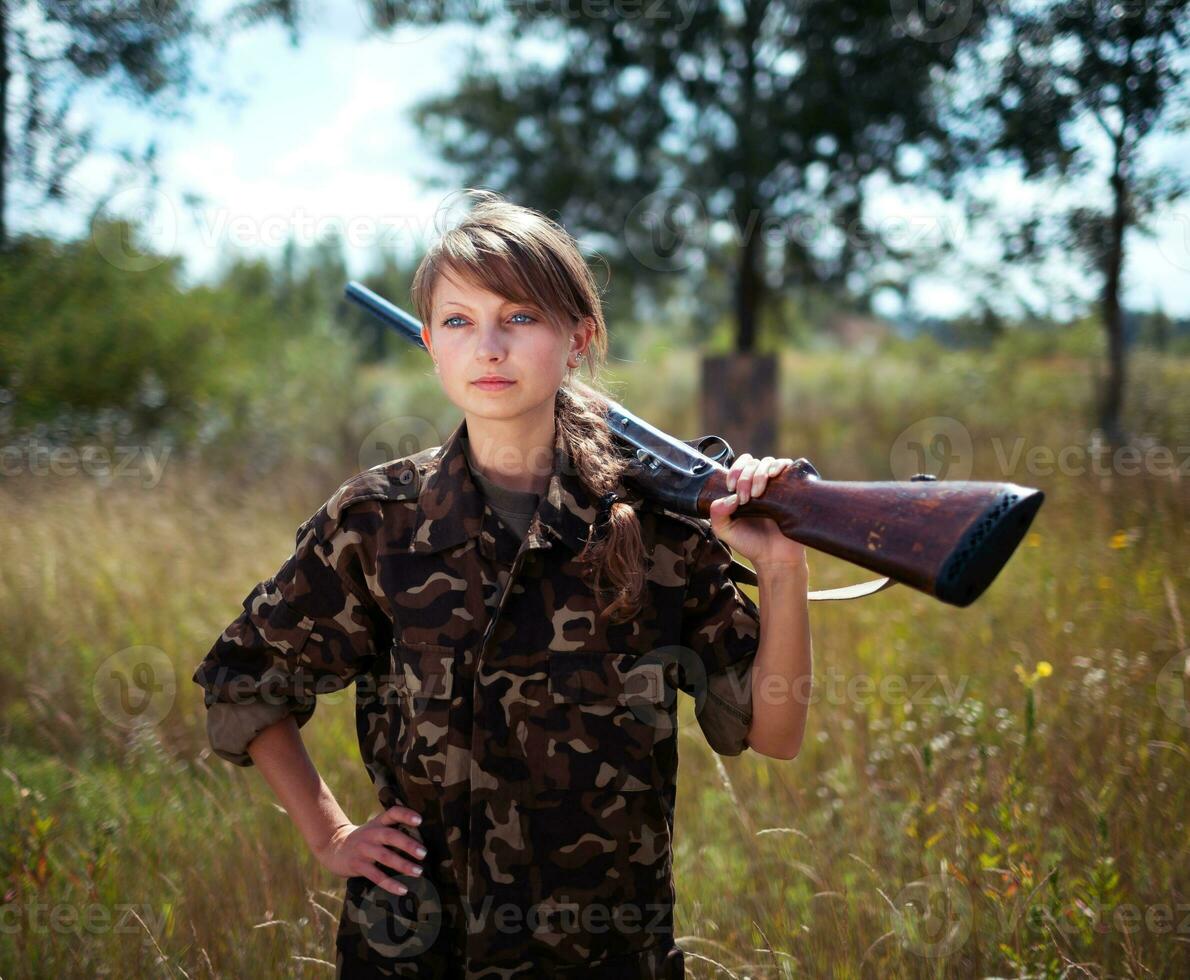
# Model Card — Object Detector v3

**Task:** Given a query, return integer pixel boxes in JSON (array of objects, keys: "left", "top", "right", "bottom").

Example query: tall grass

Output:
[{"left": 1, "top": 346, "right": 1187, "bottom": 977}]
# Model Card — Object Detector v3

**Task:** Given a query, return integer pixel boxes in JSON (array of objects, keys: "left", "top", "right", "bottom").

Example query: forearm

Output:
[
  {"left": 746, "top": 560, "right": 812, "bottom": 759},
  {"left": 246, "top": 715, "right": 352, "bottom": 856}
]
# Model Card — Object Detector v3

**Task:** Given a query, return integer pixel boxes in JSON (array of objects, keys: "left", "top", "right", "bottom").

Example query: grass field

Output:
[{"left": 1, "top": 345, "right": 1187, "bottom": 978}]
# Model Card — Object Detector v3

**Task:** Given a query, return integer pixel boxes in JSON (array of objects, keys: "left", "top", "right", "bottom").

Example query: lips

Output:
[{"left": 473, "top": 378, "right": 515, "bottom": 390}]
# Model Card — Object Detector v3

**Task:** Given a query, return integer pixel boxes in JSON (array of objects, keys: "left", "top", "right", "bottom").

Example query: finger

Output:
[
  {"left": 379, "top": 806, "right": 423, "bottom": 828},
  {"left": 377, "top": 828, "right": 428, "bottom": 860},
  {"left": 359, "top": 864, "right": 409, "bottom": 896},
  {"left": 726, "top": 453, "right": 753, "bottom": 492},
  {"left": 737, "top": 457, "right": 761, "bottom": 504},
  {"left": 764, "top": 458, "right": 794, "bottom": 485},
  {"left": 752, "top": 456, "right": 777, "bottom": 498},
  {"left": 710, "top": 493, "right": 738, "bottom": 515},
  {"left": 709, "top": 493, "right": 739, "bottom": 531},
  {"left": 365, "top": 842, "right": 423, "bottom": 877}
]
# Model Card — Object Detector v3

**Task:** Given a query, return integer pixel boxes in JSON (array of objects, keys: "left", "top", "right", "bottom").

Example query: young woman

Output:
[{"left": 192, "top": 190, "right": 812, "bottom": 978}]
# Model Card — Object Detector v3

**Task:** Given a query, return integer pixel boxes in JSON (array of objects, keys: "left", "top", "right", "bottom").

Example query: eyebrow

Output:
[{"left": 434, "top": 298, "right": 541, "bottom": 315}]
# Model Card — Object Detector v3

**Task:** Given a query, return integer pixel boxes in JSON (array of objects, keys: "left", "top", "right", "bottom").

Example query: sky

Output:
[{"left": 11, "top": 0, "right": 1190, "bottom": 321}]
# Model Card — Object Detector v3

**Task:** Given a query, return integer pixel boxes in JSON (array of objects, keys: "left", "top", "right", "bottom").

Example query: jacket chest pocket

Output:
[
  {"left": 391, "top": 642, "right": 458, "bottom": 787},
  {"left": 524, "top": 652, "right": 669, "bottom": 794}
]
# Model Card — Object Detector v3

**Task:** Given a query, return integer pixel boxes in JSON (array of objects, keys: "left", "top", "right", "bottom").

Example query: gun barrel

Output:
[{"left": 346, "top": 281, "right": 426, "bottom": 349}]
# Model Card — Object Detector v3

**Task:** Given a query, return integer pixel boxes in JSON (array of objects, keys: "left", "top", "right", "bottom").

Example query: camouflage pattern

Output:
[{"left": 192, "top": 415, "right": 763, "bottom": 977}]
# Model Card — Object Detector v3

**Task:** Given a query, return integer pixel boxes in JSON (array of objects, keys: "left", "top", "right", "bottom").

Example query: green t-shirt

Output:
[{"left": 461, "top": 434, "right": 541, "bottom": 540}]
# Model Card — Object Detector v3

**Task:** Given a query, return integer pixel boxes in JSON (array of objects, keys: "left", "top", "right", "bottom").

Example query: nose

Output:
[{"left": 473, "top": 318, "right": 509, "bottom": 361}]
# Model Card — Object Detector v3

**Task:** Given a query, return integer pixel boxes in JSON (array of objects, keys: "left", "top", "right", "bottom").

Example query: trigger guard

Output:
[{"left": 683, "top": 434, "right": 736, "bottom": 468}]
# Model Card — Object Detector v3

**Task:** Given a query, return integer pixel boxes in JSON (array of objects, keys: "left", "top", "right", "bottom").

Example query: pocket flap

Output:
[
  {"left": 548, "top": 652, "right": 665, "bottom": 706},
  {"left": 393, "top": 643, "right": 456, "bottom": 699}
]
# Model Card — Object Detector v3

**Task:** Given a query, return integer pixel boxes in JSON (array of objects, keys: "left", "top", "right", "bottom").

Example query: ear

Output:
[{"left": 572, "top": 315, "right": 597, "bottom": 356}]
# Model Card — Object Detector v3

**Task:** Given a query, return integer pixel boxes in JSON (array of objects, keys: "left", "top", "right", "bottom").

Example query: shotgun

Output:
[{"left": 344, "top": 281, "right": 1044, "bottom": 608}]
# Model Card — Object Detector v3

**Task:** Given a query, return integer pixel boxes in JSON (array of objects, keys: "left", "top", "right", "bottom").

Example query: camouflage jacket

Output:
[{"left": 191, "top": 416, "right": 762, "bottom": 978}]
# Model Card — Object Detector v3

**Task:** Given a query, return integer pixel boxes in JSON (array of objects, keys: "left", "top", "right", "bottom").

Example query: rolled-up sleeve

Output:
[
  {"left": 699, "top": 659, "right": 755, "bottom": 757},
  {"left": 192, "top": 506, "right": 388, "bottom": 766},
  {"left": 205, "top": 700, "right": 294, "bottom": 767},
  {"left": 679, "top": 526, "right": 761, "bottom": 756}
]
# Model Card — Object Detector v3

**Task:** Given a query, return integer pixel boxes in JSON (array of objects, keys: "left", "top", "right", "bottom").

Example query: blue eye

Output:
[{"left": 441, "top": 312, "right": 537, "bottom": 328}]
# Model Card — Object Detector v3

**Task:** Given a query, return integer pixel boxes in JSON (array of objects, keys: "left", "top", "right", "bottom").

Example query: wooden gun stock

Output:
[{"left": 696, "top": 460, "right": 1044, "bottom": 608}]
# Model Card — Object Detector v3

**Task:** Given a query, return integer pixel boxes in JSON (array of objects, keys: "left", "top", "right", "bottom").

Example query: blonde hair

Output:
[{"left": 410, "top": 189, "right": 646, "bottom": 622}]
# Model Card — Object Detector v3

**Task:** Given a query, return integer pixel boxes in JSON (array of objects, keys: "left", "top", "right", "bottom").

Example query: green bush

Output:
[{"left": 0, "top": 221, "right": 375, "bottom": 474}]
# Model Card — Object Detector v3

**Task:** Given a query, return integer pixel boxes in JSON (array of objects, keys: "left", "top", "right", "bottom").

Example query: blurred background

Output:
[{"left": 1, "top": 1, "right": 1187, "bottom": 977}]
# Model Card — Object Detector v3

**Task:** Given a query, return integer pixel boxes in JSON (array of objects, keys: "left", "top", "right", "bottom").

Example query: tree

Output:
[
  {"left": 397, "top": 1, "right": 990, "bottom": 354},
  {"left": 964, "top": 0, "right": 1190, "bottom": 444},
  {"left": 0, "top": 0, "right": 303, "bottom": 251}
]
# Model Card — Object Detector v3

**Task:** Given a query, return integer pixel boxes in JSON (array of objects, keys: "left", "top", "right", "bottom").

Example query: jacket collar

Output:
[{"left": 409, "top": 415, "right": 605, "bottom": 558}]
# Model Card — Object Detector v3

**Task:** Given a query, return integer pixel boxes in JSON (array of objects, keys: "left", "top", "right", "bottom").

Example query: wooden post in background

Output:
[{"left": 700, "top": 352, "right": 778, "bottom": 460}]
